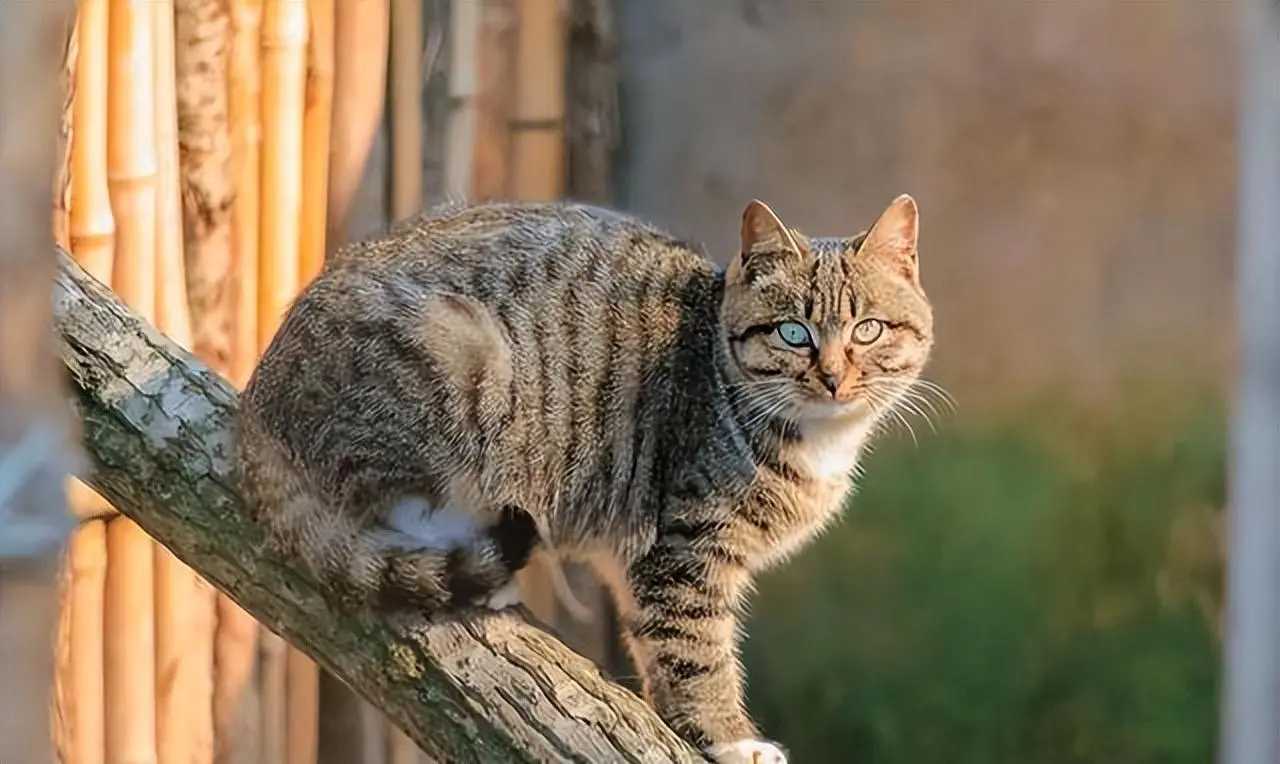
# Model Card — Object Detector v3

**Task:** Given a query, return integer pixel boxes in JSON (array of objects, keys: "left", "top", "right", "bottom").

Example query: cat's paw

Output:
[
  {"left": 481, "top": 579, "right": 522, "bottom": 610},
  {"left": 706, "top": 739, "right": 788, "bottom": 764}
]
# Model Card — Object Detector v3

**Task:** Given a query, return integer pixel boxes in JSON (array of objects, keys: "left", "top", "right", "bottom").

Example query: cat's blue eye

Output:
[{"left": 775, "top": 321, "right": 813, "bottom": 348}]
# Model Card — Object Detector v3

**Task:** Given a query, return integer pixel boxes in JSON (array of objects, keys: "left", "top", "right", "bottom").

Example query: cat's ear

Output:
[
  {"left": 729, "top": 199, "right": 800, "bottom": 284},
  {"left": 858, "top": 194, "right": 920, "bottom": 279}
]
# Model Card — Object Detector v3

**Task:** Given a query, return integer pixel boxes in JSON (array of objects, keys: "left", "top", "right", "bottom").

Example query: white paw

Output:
[
  {"left": 482, "top": 580, "right": 522, "bottom": 610},
  {"left": 706, "top": 739, "right": 788, "bottom": 764}
]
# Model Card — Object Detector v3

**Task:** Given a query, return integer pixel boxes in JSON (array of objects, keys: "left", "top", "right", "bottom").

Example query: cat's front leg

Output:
[{"left": 623, "top": 545, "right": 787, "bottom": 764}]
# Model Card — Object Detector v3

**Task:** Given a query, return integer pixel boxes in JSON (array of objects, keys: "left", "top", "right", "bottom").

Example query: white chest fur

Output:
[{"left": 793, "top": 412, "right": 876, "bottom": 483}]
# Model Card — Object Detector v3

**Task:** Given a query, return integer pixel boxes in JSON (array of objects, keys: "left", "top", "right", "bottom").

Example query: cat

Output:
[{"left": 235, "top": 193, "right": 936, "bottom": 764}]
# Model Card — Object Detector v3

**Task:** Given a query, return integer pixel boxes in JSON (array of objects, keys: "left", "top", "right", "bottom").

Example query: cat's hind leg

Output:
[
  {"left": 380, "top": 498, "right": 537, "bottom": 610},
  {"left": 359, "top": 498, "right": 533, "bottom": 610}
]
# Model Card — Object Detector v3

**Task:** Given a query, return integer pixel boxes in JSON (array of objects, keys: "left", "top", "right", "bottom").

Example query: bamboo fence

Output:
[{"left": 50, "top": 0, "right": 617, "bottom": 761}]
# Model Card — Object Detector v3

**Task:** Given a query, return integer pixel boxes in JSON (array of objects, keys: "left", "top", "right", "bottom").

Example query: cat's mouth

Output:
[{"left": 791, "top": 392, "right": 873, "bottom": 420}]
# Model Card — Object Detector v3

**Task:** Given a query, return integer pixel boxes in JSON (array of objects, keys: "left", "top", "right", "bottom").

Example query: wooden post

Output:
[
  {"left": 389, "top": 0, "right": 423, "bottom": 218},
  {"left": 1219, "top": 0, "right": 1280, "bottom": 762},
  {"left": 105, "top": 1, "right": 160, "bottom": 762}
]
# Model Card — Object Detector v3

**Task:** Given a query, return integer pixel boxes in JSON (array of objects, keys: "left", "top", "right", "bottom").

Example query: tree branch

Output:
[{"left": 51, "top": 247, "right": 701, "bottom": 764}]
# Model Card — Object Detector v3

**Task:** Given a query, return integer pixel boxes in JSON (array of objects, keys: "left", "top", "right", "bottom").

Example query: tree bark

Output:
[{"left": 51, "top": 247, "right": 701, "bottom": 764}]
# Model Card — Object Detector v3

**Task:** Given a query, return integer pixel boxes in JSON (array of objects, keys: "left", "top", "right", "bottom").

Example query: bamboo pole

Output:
[
  {"left": 176, "top": 0, "right": 237, "bottom": 374},
  {"left": 285, "top": 4, "right": 334, "bottom": 757},
  {"left": 509, "top": 0, "right": 567, "bottom": 622},
  {"left": 389, "top": 0, "right": 422, "bottom": 217},
  {"left": 216, "top": 3, "right": 264, "bottom": 762},
  {"left": 69, "top": 0, "right": 116, "bottom": 281},
  {"left": 385, "top": 6, "right": 428, "bottom": 755},
  {"left": 105, "top": 1, "right": 159, "bottom": 763},
  {"left": 58, "top": 1, "right": 114, "bottom": 758},
  {"left": 259, "top": 1, "right": 309, "bottom": 760},
  {"left": 322, "top": 5, "right": 392, "bottom": 762},
  {"left": 260, "top": 635, "right": 288, "bottom": 764},
  {"left": 228, "top": 0, "right": 264, "bottom": 389},
  {"left": 441, "top": 0, "right": 480, "bottom": 203},
  {"left": 54, "top": 24, "right": 77, "bottom": 253},
  {"left": 153, "top": 2, "right": 218, "bottom": 762},
  {"left": 472, "top": 0, "right": 516, "bottom": 201},
  {"left": 299, "top": 0, "right": 335, "bottom": 284},
  {"left": 326, "top": 0, "right": 389, "bottom": 245},
  {"left": 257, "top": 0, "right": 306, "bottom": 350},
  {"left": 509, "top": 0, "right": 564, "bottom": 202},
  {"left": 154, "top": 0, "right": 193, "bottom": 344}
]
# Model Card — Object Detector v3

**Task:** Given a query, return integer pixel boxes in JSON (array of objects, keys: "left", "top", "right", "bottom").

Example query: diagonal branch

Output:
[{"left": 51, "top": 247, "right": 701, "bottom": 764}]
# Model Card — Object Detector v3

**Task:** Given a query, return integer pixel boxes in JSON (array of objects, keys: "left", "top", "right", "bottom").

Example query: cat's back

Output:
[{"left": 325, "top": 200, "right": 714, "bottom": 308}]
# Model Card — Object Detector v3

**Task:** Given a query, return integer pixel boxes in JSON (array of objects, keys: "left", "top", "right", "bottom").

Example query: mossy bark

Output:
[{"left": 52, "top": 248, "right": 702, "bottom": 764}]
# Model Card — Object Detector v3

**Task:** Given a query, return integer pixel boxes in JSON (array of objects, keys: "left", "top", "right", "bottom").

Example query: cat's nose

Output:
[{"left": 820, "top": 372, "right": 840, "bottom": 395}]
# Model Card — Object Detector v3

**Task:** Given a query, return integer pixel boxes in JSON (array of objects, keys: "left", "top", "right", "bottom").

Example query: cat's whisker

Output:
[
  {"left": 912, "top": 378, "right": 957, "bottom": 412},
  {"left": 895, "top": 395, "right": 939, "bottom": 434}
]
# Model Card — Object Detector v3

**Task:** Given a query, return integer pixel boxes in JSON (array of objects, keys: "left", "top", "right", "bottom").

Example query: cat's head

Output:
[{"left": 720, "top": 194, "right": 934, "bottom": 422}]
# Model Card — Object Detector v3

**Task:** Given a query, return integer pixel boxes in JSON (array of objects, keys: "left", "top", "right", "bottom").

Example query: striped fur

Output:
[{"left": 234, "top": 195, "right": 934, "bottom": 760}]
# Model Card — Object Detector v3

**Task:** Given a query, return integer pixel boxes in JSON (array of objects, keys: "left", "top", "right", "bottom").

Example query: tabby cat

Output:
[{"left": 235, "top": 194, "right": 935, "bottom": 763}]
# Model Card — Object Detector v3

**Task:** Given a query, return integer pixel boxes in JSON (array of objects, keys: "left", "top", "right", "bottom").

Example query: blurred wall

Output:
[{"left": 615, "top": 0, "right": 1238, "bottom": 405}]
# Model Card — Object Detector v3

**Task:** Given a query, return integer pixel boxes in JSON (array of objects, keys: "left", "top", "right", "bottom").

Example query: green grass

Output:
[{"left": 742, "top": 394, "right": 1225, "bottom": 764}]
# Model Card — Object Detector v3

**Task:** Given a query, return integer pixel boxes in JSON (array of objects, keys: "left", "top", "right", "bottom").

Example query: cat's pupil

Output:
[{"left": 778, "top": 322, "right": 809, "bottom": 347}]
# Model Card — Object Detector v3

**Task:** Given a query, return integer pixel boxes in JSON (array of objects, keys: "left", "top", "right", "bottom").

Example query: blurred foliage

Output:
[{"left": 743, "top": 392, "right": 1225, "bottom": 764}]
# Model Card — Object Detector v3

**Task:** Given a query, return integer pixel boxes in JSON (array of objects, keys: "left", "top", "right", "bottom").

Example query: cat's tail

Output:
[{"left": 233, "top": 410, "right": 535, "bottom": 611}]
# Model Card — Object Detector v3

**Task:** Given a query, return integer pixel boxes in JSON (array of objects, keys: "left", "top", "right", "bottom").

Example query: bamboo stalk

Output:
[
  {"left": 55, "top": 22, "right": 77, "bottom": 252},
  {"left": 176, "top": 0, "right": 236, "bottom": 374},
  {"left": 216, "top": 3, "right": 264, "bottom": 763},
  {"left": 259, "top": 1, "right": 309, "bottom": 760},
  {"left": 260, "top": 633, "right": 288, "bottom": 764},
  {"left": 154, "top": 0, "right": 193, "bottom": 344},
  {"left": 322, "top": 6, "right": 392, "bottom": 762},
  {"left": 509, "top": 0, "right": 565, "bottom": 201},
  {"left": 105, "top": 1, "right": 159, "bottom": 762},
  {"left": 472, "top": 0, "right": 516, "bottom": 201},
  {"left": 286, "top": 646, "right": 320, "bottom": 764},
  {"left": 510, "top": 0, "right": 567, "bottom": 622},
  {"left": 389, "top": 0, "right": 423, "bottom": 217},
  {"left": 57, "top": 2, "right": 114, "bottom": 758},
  {"left": 286, "top": 3, "right": 334, "bottom": 756},
  {"left": 57, "top": 521, "right": 108, "bottom": 764},
  {"left": 69, "top": 0, "right": 116, "bottom": 280},
  {"left": 442, "top": 0, "right": 479, "bottom": 202},
  {"left": 326, "top": 0, "right": 389, "bottom": 245},
  {"left": 153, "top": 2, "right": 217, "bottom": 762},
  {"left": 386, "top": 724, "right": 420, "bottom": 764},
  {"left": 299, "top": 0, "right": 334, "bottom": 284},
  {"left": 257, "top": 0, "right": 306, "bottom": 350},
  {"left": 228, "top": 0, "right": 263, "bottom": 389}
]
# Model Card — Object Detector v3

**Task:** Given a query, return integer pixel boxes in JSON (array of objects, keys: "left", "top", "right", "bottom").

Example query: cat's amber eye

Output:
[
  {"left": 775, "top": 321, "right": 813, "bottom": 349},
  {"left": 852, "top": 318, "right": 884, "bottom": 344}
]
